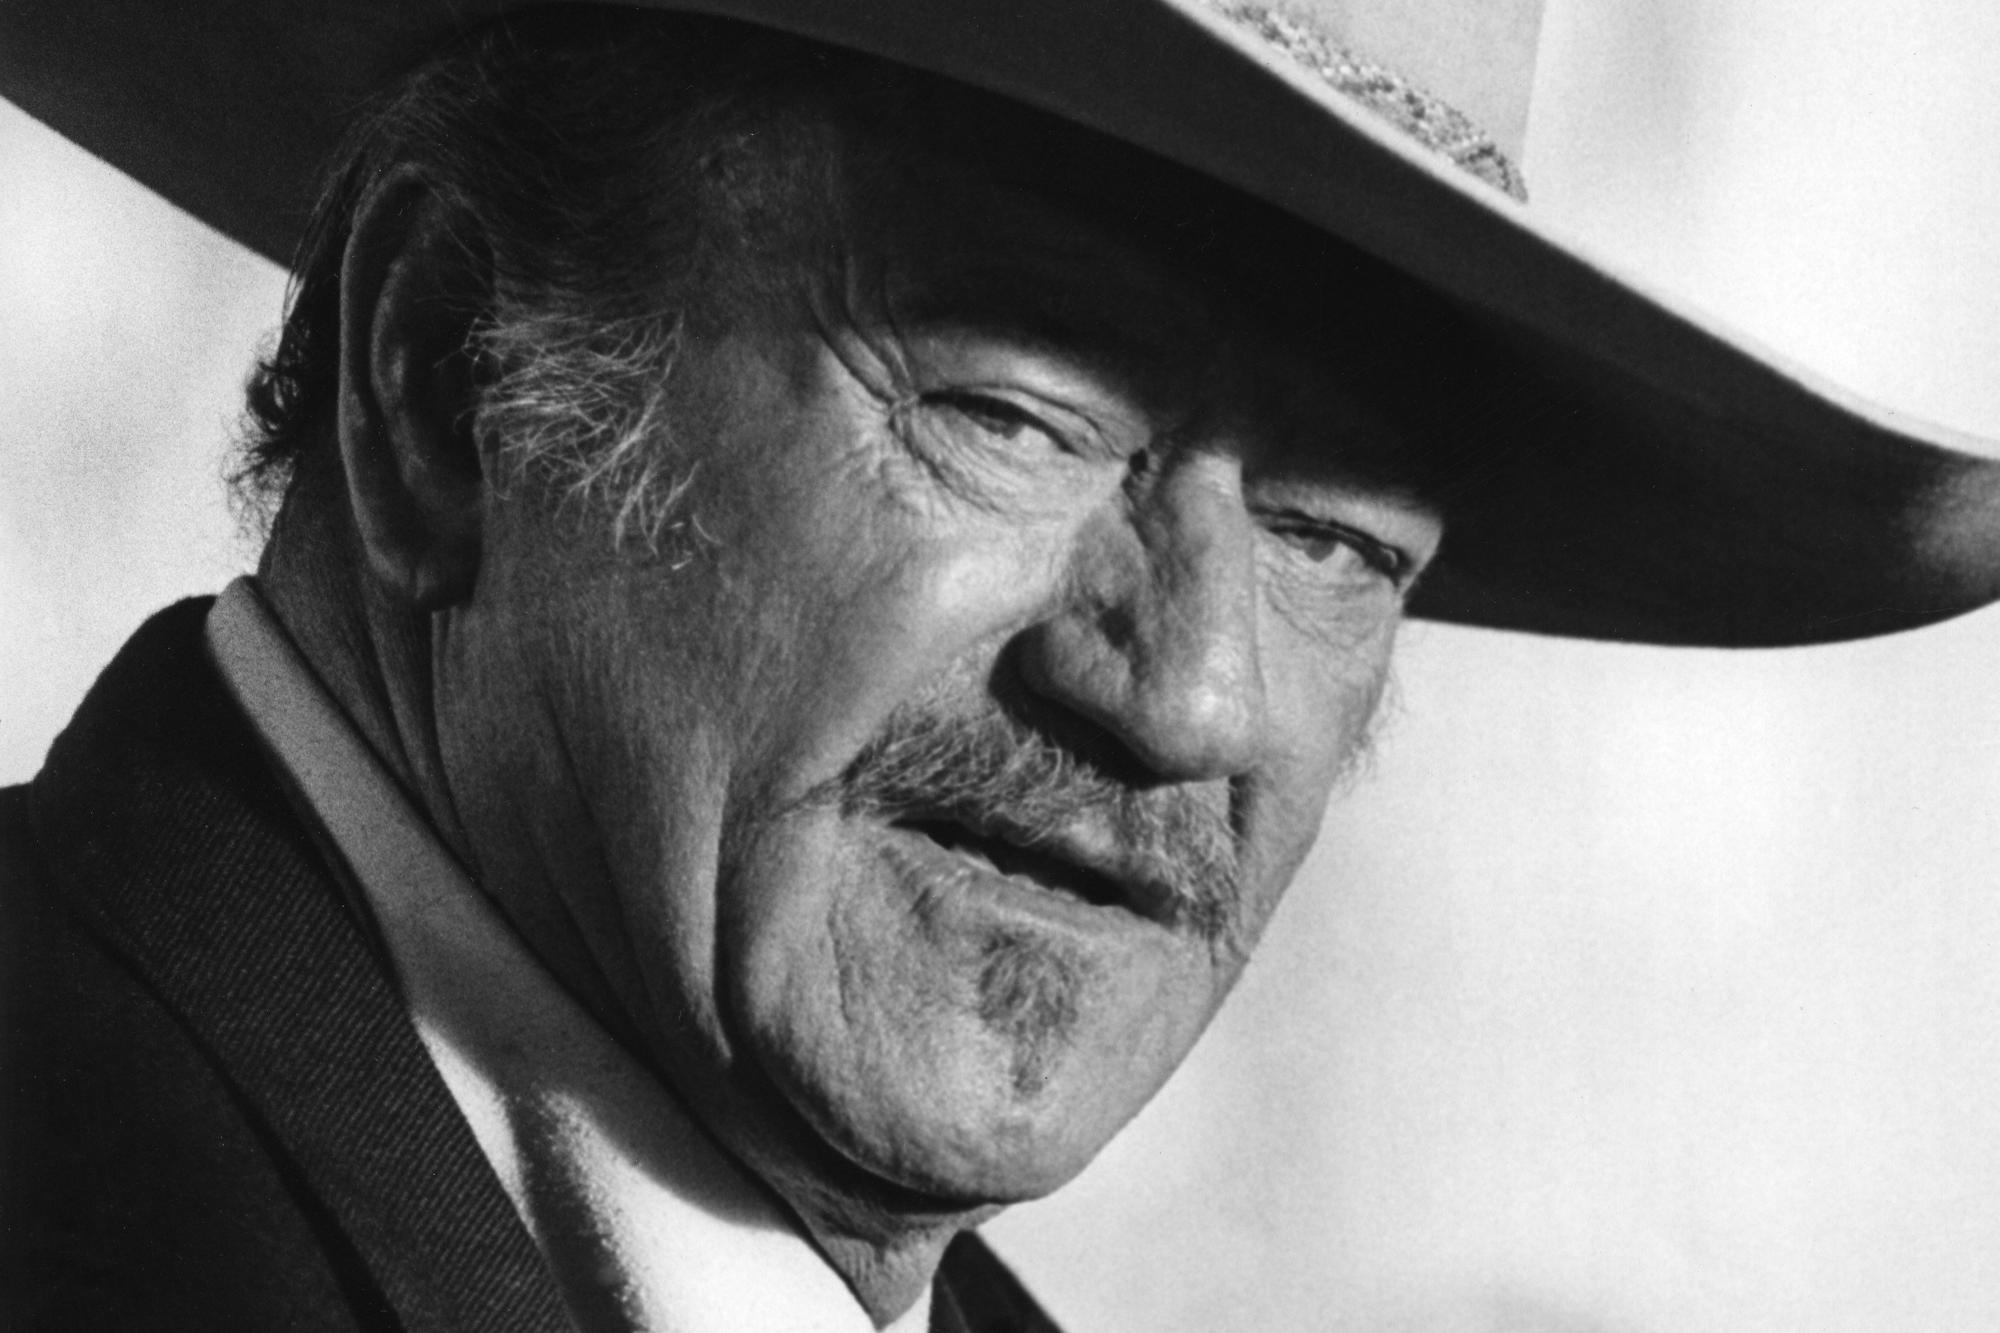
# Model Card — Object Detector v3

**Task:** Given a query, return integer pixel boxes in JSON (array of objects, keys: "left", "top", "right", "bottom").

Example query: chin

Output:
[
  {"left": 767, "top": 1026, "right": 1159, "bottom": 1207},
  {"left": 716, "top": 796, "right": 1239, "bottom": 1208},
  {"left": 739, "top": 918, "right": 1217, "bottom": 1207}
]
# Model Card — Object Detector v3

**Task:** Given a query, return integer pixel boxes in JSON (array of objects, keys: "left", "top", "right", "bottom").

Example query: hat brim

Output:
[{"left": 5, "top": 0, "right": 1998, "bottom": 645}]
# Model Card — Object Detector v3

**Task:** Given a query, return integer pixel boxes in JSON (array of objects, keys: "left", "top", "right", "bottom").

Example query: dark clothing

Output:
[{"left": 0, "top": 599, "right": 1057, "bottom": 1333}]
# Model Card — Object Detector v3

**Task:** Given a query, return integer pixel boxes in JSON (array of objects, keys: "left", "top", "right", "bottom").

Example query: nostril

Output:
[
  {"left": 992, "top": 646, "right": 1174, "bottom": 790},
  {"left": 1094, "top": 602, "right": 1137, "bottom": 654}
]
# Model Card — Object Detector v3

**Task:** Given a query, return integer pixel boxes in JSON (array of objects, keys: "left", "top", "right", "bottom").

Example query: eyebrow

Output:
[
  {"left": 899, "top": 282, "right": 1202, "bottom": 383},
  {"left": 1248, "top": 385, "right": 1460, "bottom": 512}
]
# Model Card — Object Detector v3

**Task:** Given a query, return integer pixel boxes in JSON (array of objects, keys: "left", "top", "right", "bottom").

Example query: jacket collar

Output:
[
  {"left": 30, "top": 597, "right": 573, "bottom": 1333},
  {"left": 27, "top": 596, "right": 1047, "bottom": 1333}
]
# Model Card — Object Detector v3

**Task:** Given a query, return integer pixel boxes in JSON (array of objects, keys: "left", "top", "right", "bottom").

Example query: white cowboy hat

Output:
[{"left": 5, "top": 0, "right": 1998, "bottom": 645}]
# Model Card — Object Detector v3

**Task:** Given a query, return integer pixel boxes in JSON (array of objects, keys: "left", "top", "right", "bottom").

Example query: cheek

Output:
[
  {"left": 435, "top": 536, "right": 753, "bottom": 1051},
  {"left": 1227, "top": 607, "right": 1400, "bottom": 935},
  {"left": 1261, "top": 589, "right": 1398, "bottom": 782},
  {"left": 697, "top": 480, "right": 1078, "bottom": 786}
]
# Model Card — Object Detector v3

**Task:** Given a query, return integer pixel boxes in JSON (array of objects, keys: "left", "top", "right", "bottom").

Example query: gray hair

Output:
[{"left": 237, "top": 9, "right": 849, "bottom": 549}]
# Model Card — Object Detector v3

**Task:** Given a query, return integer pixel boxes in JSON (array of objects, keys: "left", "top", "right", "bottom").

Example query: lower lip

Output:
[{"left": 875, "top": 823, "right": 1161, "bottom": 940}]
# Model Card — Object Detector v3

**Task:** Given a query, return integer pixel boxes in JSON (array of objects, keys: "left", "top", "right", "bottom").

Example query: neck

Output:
[
  {"left": 709, "top": 1072, "right": 1006, "bottom": 1324},
  {"left": 787, "top": 1181, "right": 984, "bottom": 1324},
  {"left": 813, "top": 1218, "right": 977, "bottom": 1326},
  {"left": 258, "top": 477, "right": 469, "bottom": 863}
]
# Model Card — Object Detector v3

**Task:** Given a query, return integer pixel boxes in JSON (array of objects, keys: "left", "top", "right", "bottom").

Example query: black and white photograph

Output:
[{"left": 6, "top": 2, "right": 2000, "bottom": 1329}]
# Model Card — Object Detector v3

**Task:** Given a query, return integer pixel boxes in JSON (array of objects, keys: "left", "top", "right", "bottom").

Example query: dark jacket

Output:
[{"left": 0, "top": 599, "right": 1057, "bottom": 1333}]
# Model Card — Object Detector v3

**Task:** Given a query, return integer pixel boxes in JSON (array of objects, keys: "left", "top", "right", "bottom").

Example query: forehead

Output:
[{"left": 849, "top": 160, "right": 1218, "bottom": 391}]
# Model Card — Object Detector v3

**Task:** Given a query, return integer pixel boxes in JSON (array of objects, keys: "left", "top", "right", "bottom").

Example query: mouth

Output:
[{"left": 895, "top": 816, "right": 1164, "bottom": 922}]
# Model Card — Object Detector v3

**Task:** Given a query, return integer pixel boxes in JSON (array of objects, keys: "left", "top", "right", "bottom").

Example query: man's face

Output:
[{"left": 434, "top": 123, "right": 1442, "bottom": 1207}]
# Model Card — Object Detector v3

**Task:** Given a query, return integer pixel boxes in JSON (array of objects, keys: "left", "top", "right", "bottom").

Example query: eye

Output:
[
  {"left": 1261, "top": 513, "right": 1412, "bottom": 587},
  {"left": 921, "top": 389, "right": 1062, "bottom": 448}
]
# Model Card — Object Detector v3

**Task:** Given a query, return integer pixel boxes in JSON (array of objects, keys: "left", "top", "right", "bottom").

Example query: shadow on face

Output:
[{"left": 421, "top": 14, "right": 1459, "bottom": 1258}]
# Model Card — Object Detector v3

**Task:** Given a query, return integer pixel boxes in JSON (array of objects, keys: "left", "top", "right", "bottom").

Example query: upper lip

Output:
[{"left": 897, "top": 810, "right": 1177, "bottom": 924}]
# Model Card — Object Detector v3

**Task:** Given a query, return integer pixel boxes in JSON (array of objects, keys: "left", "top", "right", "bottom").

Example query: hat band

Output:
[{"left": 1205, "top": 1, "right": 1529, "bottom": 200}]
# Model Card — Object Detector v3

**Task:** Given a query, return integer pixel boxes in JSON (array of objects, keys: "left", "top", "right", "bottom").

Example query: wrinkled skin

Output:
[{"left": 290, "top": 115, "right": 1444, "bottom": 1322}]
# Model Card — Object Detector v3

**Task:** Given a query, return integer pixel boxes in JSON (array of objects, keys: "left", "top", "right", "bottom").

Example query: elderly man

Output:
[{"left": 5, "top": 2, "right": 2000, "bottom": 1330}]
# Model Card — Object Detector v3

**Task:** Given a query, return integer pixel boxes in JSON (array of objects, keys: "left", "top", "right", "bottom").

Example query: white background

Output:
[{"left": 7, "top": 3, "right": 2000, "bottom": 1329}]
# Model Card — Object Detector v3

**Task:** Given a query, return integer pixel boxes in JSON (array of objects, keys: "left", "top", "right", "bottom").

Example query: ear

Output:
[{"left": 337, "top": 166, "right": 489, "bottom": 609}]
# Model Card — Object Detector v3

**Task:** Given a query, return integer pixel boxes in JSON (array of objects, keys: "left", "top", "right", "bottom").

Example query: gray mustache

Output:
[{"left": 823, "top": 702, "right": 1244, "bottom": 947}]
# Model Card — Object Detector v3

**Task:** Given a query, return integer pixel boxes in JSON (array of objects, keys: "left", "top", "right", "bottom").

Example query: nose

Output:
[{"left": 1017, "top": 451, "right": 1267, "bottom": 783}]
